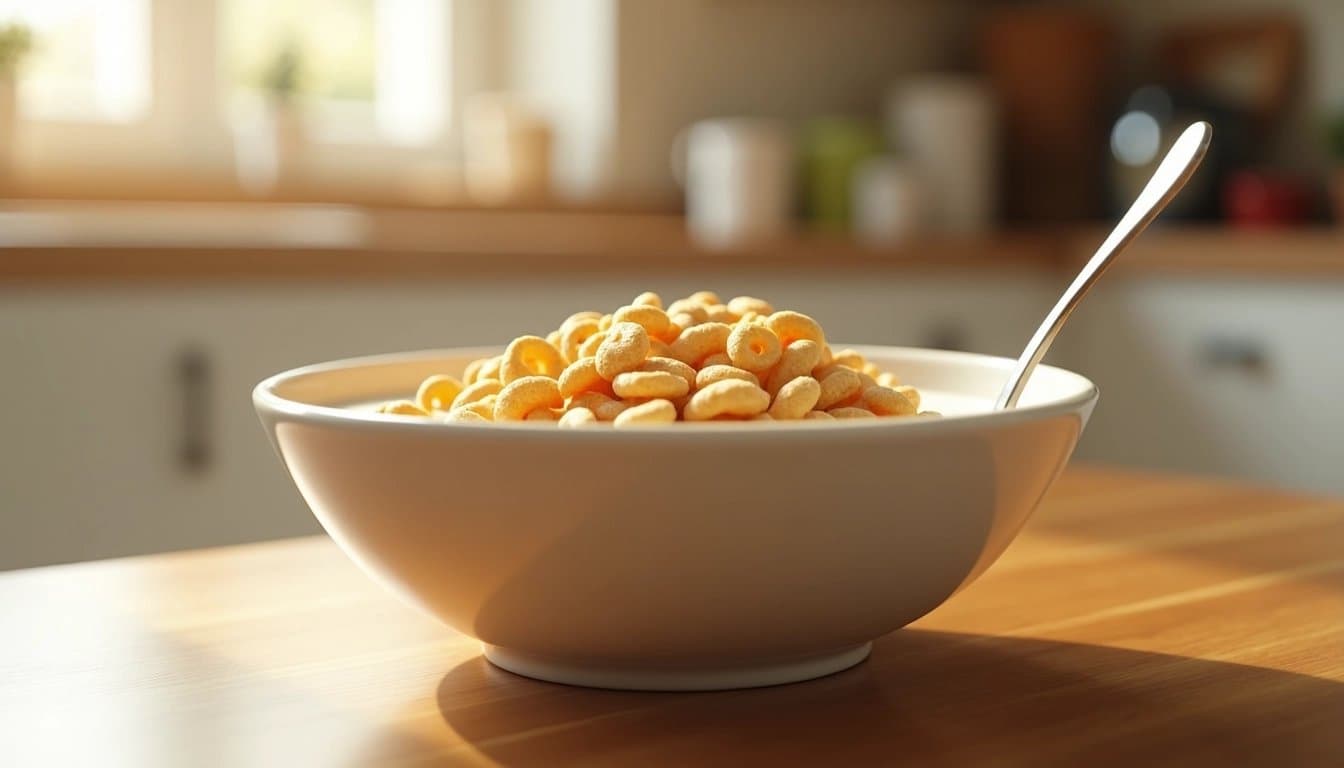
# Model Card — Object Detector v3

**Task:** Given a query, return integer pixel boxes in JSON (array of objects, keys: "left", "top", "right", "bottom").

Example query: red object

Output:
[{"left": 1221, "top": 171, "right": 1313, "bottom": 227}]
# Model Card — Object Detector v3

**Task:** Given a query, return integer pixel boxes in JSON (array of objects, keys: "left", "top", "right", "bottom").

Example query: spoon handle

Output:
[{"left": 994, "top": 121, "right": 1213, "bottom": 410}]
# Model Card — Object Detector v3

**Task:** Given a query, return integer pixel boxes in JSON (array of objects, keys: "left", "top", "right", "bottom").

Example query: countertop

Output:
[
  {"left": 2, "top": 201, "right": 1343, "bottom": 281},
  {"left": 2, "top": 466, "right": 1342, "bottom": 766}
]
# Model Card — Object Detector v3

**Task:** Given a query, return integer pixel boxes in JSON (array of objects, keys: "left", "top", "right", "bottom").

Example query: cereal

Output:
[
  {"left": 769, "top": 376, "right": 821, "bottom": 420},
  {"left": 415, "top": 374, "right": 463, "bottom": 412},
  {"left": 668, "top": 322, "right": 732, "bottom": 366},
  {"left": 595, "top": 322, "right": 651, "bottom": 379},
  {"left": 683, "top": 379, "right": 771, "bottom": 421},
  {"left": 613, "top": 398, "right": 677, "bottom": 427},
  {"left": 612, "top": 370, "right": 690, "bottom": 400},
  {"left": 696, "top": 364, "right": 760, "bottom": 390},
  {"left": 501, "top": 336, "right": 566, "bottom": 383},
  {"left": 494, "top": 376, "right": 563, "bottom": 421},
  {"left": 558, "top": 407, "right": 599, "bottom": 427},
  {"left": 451, "top": 379, "right": 503, "bottom": 409},
  {"left": 382, "top": 290, "right": 928, "bottom": 426}
]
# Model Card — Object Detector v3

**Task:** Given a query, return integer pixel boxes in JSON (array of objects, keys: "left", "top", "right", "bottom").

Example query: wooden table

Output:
[{"left": 3, "top": 467, "right": 1342, "bottom": 766}]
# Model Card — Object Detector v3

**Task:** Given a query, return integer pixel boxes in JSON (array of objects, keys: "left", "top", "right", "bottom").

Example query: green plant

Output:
[
  {"left": 261, "top": 40, "right": 303, "bottom": 100},
  {"left": 0, "top": 23, "right": 33, "bottom": 76},
  {"left": 1327, "top": 112, "right": 1344, "bottom": 163}
]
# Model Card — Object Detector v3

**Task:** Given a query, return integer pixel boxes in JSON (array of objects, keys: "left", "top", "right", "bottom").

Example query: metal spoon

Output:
[{"left": 995, "top": 121, "right": 1213, "bottom": 410}]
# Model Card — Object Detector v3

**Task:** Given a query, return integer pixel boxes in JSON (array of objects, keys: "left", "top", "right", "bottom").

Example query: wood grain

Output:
[{"left": 1, "top": 466, "right": 1341, "bottom": 767}]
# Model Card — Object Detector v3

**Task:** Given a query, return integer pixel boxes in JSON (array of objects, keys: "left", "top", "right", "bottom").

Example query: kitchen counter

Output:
[
  {"left": 3, "top": 201, "right": 1343, "bottom": 281},
  {"left": 2, "top": 465, "right": 1341, "bottom": 766}
]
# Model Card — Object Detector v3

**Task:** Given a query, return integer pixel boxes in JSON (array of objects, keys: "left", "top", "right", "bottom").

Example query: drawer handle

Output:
[
  {"left": 175, "top": 346, "right": 212, "bottom": 472},
  {"left": 1199, "top": 338, "right": 1268, "bottom": 375}
]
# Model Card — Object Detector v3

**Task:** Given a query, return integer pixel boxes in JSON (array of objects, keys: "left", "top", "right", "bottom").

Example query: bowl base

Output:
[{"left": 482, "top": 642, "right": 873, "bottom": 691}]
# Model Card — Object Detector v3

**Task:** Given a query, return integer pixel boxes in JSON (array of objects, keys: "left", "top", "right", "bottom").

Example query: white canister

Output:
[
  {"left": 886, "top": 77, "right": 996, "bottom": 235},
  {"left": 852, "top": 156, "right": 925, "bottom": 245},
  {"left": 673, "top": 118, "right": 794, "bottom": 249}
]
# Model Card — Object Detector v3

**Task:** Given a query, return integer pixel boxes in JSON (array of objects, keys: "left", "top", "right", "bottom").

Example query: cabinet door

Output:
[{"left": 1069, "top": 278, "right": 1344, "bottom": 495}]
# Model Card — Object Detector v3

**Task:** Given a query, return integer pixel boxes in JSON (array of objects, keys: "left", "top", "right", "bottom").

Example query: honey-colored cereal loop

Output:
[
  {"left": 668, "top": 321, "right": 732, "bottom": 366},
  {"left": 667, "top": 300, "right": 710, "bottom": 325},
  {"left": 558, "top": 358, "right": 611, "bottom": 398},
  {"left": 683, "top": 379, "right": 771, "bottom": 421},
  {"left": 894, "top": 384, "right": 921, "bottom": 411},
  {"left": 829, "top": 406, "right": 876, "bottom": 419},
  {"left": 613, "top": 398, "right": 678, "bottom": 427},
  {"left": 877, "top": 371, "right": 902, "bottom": 388},
  {"left": 632, "top": 291, "right": 663, "bottom": 309},
  {"left": 855, "top": 370, "right": 878, "bottom": 391},
  {"left": 815, "top": 367, "right": 863, "bottom": 410},
  {"left": 562, "top": 310, "right": 602, "bottom": 327},
  {"left": 450, "top": 379, "right": 503, "bottom": 409},
  {"left": 649, "top": 338, "right": 673, "bottom": 358},
  {"left": 612, "top": 370, "right": 690, "bottom": 400},
  {"left": 687, "top": 290, "right": 722, "bottom": 306},
  {"left": 476, "top": 356, "right": 504, "bottom": 383},
  {"left": 442, "top": 408, "right": 489, "bottom": 423},
  {"left": 613, "top": 304, "right": 673, "bottom": 340},
  {"left": 699, "top": 352, "right": 732, "bottom": 369},
  {"left": 705, "top": 304, "right": 738, "bottom": 323},
  {"left": 578, "top": 330, "right": 608, "bottom": 359},
  {"left": 561, "top": 319, "right": 601, "bottom": 362},
  {"left": 862, "top": 361, "right": 882, "bottom": 379},
  {"left": 569, "top": 391, "right": 629, "bottom": 421},
  {"left": 696, "top": 364, "right": 760, "bottom": 390},
  {"left": 598, "top": 313, "right": 614, "bottom": 331},
  {"left": 769, "top": 376, "right": 822, "bottom": 420},
  {"left": 501, "top": 335, "right": 566, "bottom": 383},
  {"left": 558, "top": 407, "right": 599, "bottom": 427},
  {"left": 595, "top": 322, "right": 651, "bottom": 380},
  {"left": 639, "top": 356, "right": 697, "bottom": 388},
  {"left": 462, "top": 357, "right": 488, "bottom": 385},
  {"left": 378, "top": 399, "right": 429, "bottom": 417},
  {"left": 545, "top": 329, "right": 563, "bottom": 349},
  {"left": 831, "top": 348, "right": 866, "bottom": 371},
  {"left": 727, "top": 296, "right": 775, "bottom": 317},
  {"left": 525, "top": 407, "right": 562, "bottom": 422},
  {"left": 861, "top": 385, "right": 917, "bottom": 416},
  {"left": 415, "top": 374, "right": 464, "bottom": 412},
  {"left": 804, "top": 409, "right": 835, "bottom": 420},
  {"left": 766, "top": 339, "right": 823, "bottom": 396},
  {"left": 460, "top": 395, "right": 498, "bottom": 420},
  {"left": 727, "top": 323, "right": 782, "bottom": 372},
  {"left": 494, "top": 376, "right": 563, "bottom": 421},
  {"left": 767, "top": 311, "right": 825, "bottom": 347}
]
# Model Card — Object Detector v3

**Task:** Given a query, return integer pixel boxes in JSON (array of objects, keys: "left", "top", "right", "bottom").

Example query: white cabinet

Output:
[
  {"left": 1069, "top": 277, "right": 1344, "bottom": 496},
  {"left": 1, "top": 270, "right": 1054, "bottom": 570}
]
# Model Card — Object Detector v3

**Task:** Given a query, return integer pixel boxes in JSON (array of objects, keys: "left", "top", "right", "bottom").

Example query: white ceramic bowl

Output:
[{"left": 254, "top": 346, "right": 1097, "bottom": 690}]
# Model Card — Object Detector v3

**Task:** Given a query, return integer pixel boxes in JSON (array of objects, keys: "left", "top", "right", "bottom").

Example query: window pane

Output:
[
  {"left": 221, "top": 0, "right": 377, "bottom": 102},
  {"left": 0, "top": 0, "right": 151, "bottom": 122}
]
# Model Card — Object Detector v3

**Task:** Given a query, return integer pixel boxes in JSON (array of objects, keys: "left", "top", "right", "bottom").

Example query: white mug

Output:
[
  {"left": 672, "top": 118, "right": 794, "bottom": 249},
  {"left": 852, "top": 156, "right": 926, "bottom": 245}
]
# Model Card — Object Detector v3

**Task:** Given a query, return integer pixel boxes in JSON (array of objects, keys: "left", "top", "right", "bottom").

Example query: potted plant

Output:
[
  {"left": 261, "top": 40, "right": 304, "bottom": 186},
  {"left": 0, "top": 23, "right": 33, "bottom": 176}
]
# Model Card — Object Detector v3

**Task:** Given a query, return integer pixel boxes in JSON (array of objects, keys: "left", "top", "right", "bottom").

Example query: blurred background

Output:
[{"left": 2, "top": 0, "right": 1341, "bottom": 570}]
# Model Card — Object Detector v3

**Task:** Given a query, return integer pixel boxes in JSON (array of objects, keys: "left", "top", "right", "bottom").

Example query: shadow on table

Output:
[{"left": 434, "top": 629, "right": 1343, "bottom": 767}]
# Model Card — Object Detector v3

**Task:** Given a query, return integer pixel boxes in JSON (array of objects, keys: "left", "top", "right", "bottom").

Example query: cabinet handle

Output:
[
  {"left": 175, "top": 346, "right": 212, "bottom": 472},
  {"left": 1199, "top": 337, "right": 1269, "bottom": 376}
]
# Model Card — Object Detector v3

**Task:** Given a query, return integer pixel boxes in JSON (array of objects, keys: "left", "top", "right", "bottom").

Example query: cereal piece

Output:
[
  {"left": 613, "top": 398, "right": 677, "bottom": 427},
  {"left": 639, "top": 356, "right": 697, "bottom": 389},
  {"left": 561, "top": 319, "right": 602, "bottom": 362},
  {"left": 766, "top": 311, "right": 825, "bottom": 347},
  {"left": 459, "top": 395, "right": 497, "bottom": 420},
  {"left": 612, "top": 370, "right": 690, "bottom": 399},
  {"left": 525, "top": 407, "right": 562, "bottom": 422},
  {"left": 613, "top": 304, "right": 673, "bottom": 341},
  {"left": 860, "top": 385, "right": 917, "bottom": 416},
  {"left": 683, "top": 379, "right": 770, "bottom": 421},
  {"left": 695, "top": 364, "right": 759, "bottom": 390},
  {"left": 476, "top": 356, "right": 504, "bottom": 383},
  {"left": 558, "top": 407, "right": 599, "bottom": 427},
  {"left": 562, "top": 310, "right": 602, "bottom": 326},
  {"left": 462, "top": 357, "right": 490, "bottom": 385},
  {"left": 545, "top": 329, "right": 563, "bottom": 349},
  {"left": 668, "top": 321, "right": 732, "bottom": 366},
  {"left": 895, "top": 385, "right": 921, "bottom": 411},
  {"left": 451, "top": 379, "right": 503, "bottom": 409},
  {"left": 632, "top": 291, "right": 663, "bottom": 308},
  {"left": 768, "top": 376, "right": 821, "bottom": 420},
  {"left": 829, "top": 406, "right": 875, "bottom": 419},
  {"left": 856, "top": 370, "right": 878, "bottom": 391},
  {"left": 704, "top": 304, "right": 738, "bottom": 323},
  {"left": 578, "top": 330, "right": 608, "bottom": 359},
  {"left": 595, "top": 322, "right": 651, "bottom": 380},
  {"left": 728, "top": 296, "right": 774, "bottom": 317},
  {"left": 415, "top": 374, "right": 464, "bottom": 412},
  {"left": 727, "top": 323, "right": 782, "bottom": 372},
  {"left": 815, "top": 367, "right": 863, "bottom": 410},
  {"left": 804, "top": 410, "right": 834, "bottom": 420},
  {"left": 667, "top": 301, "right": 709, "bottom": 326},
  {"left": 816, "top": 344, "right": 834, "bottom": 368},
  {"left": 558, "top": 358, "right": 613, "bottom": 398},
  {"left": 765, "top": 339, "right": 823, "bottom": 396},
  {"left": 378, "top": 399, "right": 429, "bottom": 417},
  {"left": 687, "top": 290, "right": 722, "bottom": 306},
  {"left": 442, "top": 408, "right": 488, "bottom": 423},
  {"left": 831, "top": 348, "right": 866, "bottom": 371},
  {"left": 569, "top": 391, "right": 629, "bottom": 421},
  {"left": 699, "top": 352, "right": 732, "bottom": 368},
  {"left": 598, "top": 313, "right": 614, "bottom": 330},
  {"left": 649, "top": 338, "right": 673, "bottom": 358},
  {"left": 862, "top": 361, "right": 882, "bottom": 379},
  {"left": 502, "top": 336, "right": 566, "bottom": 383},
  {"left": 877, "top": 371, "right": 902, "bottom": 388},
  {"left": 494, "top": 376, "right": 563, "bottom": 421}
]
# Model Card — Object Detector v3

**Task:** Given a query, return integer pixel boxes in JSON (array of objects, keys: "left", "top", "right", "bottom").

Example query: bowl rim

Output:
[{"left": 253, "top": 345, "right": 1099, "bottom": 437}]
